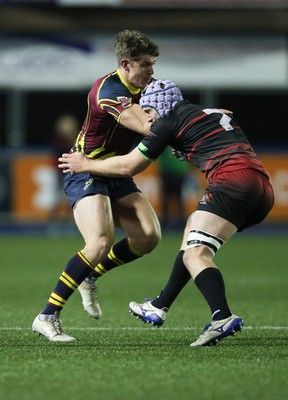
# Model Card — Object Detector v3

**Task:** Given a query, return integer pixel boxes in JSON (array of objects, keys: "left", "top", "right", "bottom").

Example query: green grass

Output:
[{"left": 0, "top": 233, "right": 288, "bottom": 400}]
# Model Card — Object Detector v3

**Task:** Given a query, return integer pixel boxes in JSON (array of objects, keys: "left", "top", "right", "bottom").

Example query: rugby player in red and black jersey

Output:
[
  {"left": 59, "top": 79, "right": 274, "bottom": 347},
  {"left": 32, "top": 30, "right": 161, "bottom": 341}
]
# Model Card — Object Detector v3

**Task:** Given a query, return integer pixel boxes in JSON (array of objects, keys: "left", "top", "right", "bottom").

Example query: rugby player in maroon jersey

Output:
[
  {"left": 32, "top": 30, "right": 161, "bottom": 341},
  {"left": 58, "top": 79, "right": 274, "bottom": 347}
]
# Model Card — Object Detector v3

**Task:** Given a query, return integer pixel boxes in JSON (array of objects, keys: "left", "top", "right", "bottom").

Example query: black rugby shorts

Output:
[{"left": 196, "top": 169, "right": 274, "bottom": 231}]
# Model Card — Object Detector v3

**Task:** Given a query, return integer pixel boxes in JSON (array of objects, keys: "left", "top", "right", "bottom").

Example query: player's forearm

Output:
[
  {"left": 119, "top": 104, "right": 152, "bottom": 136},
  {"left": 59, "top": 148, "right": 149, "bottom": 177},
  {"left": 59, "top": 152, "right": 133, "bottom": 177},
  {"left": 86, "top": 157, "right": 132, "bottom": 177}
]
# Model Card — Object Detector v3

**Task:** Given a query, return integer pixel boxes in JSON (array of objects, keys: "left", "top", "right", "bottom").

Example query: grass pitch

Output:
[{"left": 0, "top": 232, "right": 287, "bottom": 400}]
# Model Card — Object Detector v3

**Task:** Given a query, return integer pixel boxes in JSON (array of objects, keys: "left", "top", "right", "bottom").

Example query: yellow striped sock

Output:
[{"left": 48, "top": 292, "right": 66, "bottom": 308}]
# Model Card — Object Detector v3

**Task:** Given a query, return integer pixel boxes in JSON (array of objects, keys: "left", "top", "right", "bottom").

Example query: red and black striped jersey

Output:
[
  {"left": 72, "top": 69, "right": 142, "bottom": 159},
  {"left": 139, "top": 100, "right": 269, "bottom": 182}
]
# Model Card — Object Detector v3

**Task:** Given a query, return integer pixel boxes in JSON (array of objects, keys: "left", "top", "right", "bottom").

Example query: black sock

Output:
[
  {"left": 86, "top": 238, "right": 143, "bottom": 279},
  {"left": 194, "top": 268, "right": 231, "bottom": 320},
  {"left": 152, "top": 250, "right": 191, "bottom": 309}
]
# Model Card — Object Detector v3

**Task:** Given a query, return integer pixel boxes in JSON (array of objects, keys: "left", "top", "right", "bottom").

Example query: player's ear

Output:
[{"left": 120, "top": 59, "right": 130, "bottom": 71}]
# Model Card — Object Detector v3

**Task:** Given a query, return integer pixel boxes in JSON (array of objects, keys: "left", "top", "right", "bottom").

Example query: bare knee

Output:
[
  {"left": 143, "top": 228, "right": 161, "bottom": 253},
  {"left": 183, "top": 246, "right": 216, "bottom": 279},
  {"left": 131, "top": 225, "right": 161, "bottom": 255},
  {"left": 183, "top": 246, "right": 204, "bottom": 266},
  {"left": 82, "top": 236, "right": 113, "bottom": 265}
]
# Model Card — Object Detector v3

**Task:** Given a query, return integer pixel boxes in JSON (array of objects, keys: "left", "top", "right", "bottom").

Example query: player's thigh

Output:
[
  {"left": 73, "top": 194, "right": 114, "bottom": 250},
  {"left": 112, "top": 192, "right": 161, "bottom": 239},
  {"left": 182, "top": 211, "right": 237, "bottom": 277},
  {"left": 189, "top": 210, "right": 237, "bottom": 241}
]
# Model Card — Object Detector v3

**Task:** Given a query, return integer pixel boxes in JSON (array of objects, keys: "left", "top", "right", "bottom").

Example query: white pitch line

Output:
[{"left": 0, "top": 326, "right": 288, "bottom": 331}]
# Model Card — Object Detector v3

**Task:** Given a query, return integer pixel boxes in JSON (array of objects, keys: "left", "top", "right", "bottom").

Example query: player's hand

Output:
[{"left": 58, "top": 152, "right": 89, "bottom": 174}]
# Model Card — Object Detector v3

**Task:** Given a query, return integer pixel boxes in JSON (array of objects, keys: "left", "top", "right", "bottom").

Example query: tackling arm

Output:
[
  {"left": 58, "top": 148, "right": 151, "bottom": 177},
  {"left": 119, "top": 104, "right": 152, "bottom": 136}
]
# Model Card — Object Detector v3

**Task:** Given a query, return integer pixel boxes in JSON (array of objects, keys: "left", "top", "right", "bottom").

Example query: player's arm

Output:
[
  {"left": 119, "top": 104, "right": 153, "bottom": 136},
  {"left": 58, "top": 148, "right": 151, "bottom": 177}
]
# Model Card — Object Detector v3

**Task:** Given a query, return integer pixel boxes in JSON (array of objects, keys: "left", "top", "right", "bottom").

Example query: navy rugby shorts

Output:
[
  {"left": 63, "top": 173, "right": 141, "bottom": 208},
  {"left": 196, "top": 169, "right": 274, "bottom": 231}
]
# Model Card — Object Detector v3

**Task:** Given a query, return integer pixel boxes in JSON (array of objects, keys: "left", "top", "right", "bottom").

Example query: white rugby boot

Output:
[
  {"left": 191, "top": 314, "right": 244, "bottom": 347},
  {"left": 129, "top": 300, "right": 168, "bottom": 327},
  {"left": 78, "top": 278, "right": 102, "bottom": 319},
  {"left": 32, "top": 313, "right": 76, "bottom": 342}
]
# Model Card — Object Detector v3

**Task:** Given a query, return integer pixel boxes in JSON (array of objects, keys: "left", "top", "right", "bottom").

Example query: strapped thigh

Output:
[{"left": 186, "top": 229, "right": 225, "bottom": 256}]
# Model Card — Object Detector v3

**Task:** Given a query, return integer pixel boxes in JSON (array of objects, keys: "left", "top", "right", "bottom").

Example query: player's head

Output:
[
  {"left": 115, "top": 30, "right": 159, "bottom": 89},
  {"left": 115, "top": 30, "right": 159, "bottom": 63},
  {"left": 140, "top": 79, "right": 183, "bottom": 117}
]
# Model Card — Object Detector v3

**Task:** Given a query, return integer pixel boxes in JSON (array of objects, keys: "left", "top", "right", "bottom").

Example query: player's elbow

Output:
[
  {"left": 121, "top": 165, "right": 135, "bottom": 176},
  {"left": 117, "top": 154, "right": 147, "bottom": 177},
  {"left": 116, "top": 163, "right": 140, "bottom": 177}
]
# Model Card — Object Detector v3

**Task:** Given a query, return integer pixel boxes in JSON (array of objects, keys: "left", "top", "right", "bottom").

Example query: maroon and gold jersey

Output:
[
  {"left": 139, "top": 100, "right": 269, "bottom": 182},
  {"left": 72, "top": 69, "right": 142, "bottom": 159}
]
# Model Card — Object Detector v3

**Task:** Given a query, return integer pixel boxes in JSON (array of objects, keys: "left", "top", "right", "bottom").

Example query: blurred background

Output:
[{"left": 0, "top": 0, "right": 288, "bottom": 234}]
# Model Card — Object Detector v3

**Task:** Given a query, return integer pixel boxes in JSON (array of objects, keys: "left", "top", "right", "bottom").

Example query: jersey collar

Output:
[{"left": 116, "top": 69, "right": 141, "bottom": 95}]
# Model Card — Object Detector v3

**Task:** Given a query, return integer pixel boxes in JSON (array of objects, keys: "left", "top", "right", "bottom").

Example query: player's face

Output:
[
  {"left": 126, "top": 55, "right": 157, "bottom": 89},
  {"left": 143, "top": 107, "right": 160, "bottom": 122}
]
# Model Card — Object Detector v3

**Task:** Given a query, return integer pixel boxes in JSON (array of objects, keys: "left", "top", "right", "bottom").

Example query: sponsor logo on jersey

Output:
[{"left": 117, "top": 96, "right": 131, "bottom": 109}]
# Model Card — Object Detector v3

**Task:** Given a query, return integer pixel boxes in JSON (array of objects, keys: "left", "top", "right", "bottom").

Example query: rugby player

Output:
[{"left": 32, "top": 30, "right": 161, "bottom": 341}]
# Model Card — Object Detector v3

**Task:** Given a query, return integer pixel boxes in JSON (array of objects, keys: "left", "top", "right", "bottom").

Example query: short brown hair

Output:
[{"left": 114, "top": 30, "right": 159, "bottom": 63}]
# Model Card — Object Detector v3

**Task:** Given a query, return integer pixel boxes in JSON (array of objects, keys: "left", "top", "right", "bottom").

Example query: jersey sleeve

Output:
[
  {"left": 138, "top": 118, "right": 173, "bottom": 161},
  {"left": 97, "top": 79, "right": 135, "bottom": 121}
]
